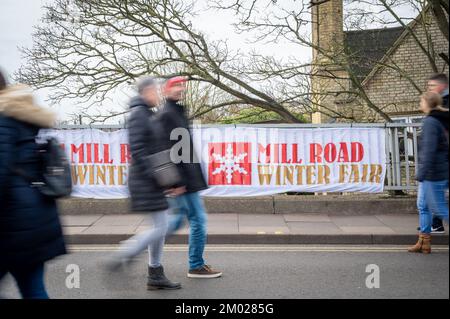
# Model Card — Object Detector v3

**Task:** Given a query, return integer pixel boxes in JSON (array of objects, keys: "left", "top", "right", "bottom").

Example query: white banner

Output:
[{"left": 41, "top": 127, "right": 386, "bottom": 198}]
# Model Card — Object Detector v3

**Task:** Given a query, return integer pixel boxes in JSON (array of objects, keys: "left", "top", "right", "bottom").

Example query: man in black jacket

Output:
[
  {"left": 160, "top": 76, "right": 222, "bottom": 279},
  {"left": 426, "top": 73, "right": 449, "bottom": 233},
  {"left": 107, "top": 76, "right": 181, "bottom": 290}
]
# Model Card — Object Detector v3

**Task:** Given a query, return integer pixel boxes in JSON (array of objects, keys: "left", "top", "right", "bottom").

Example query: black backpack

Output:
[{"left": 13, "top": 137, "right": 73, "bottom": 198}]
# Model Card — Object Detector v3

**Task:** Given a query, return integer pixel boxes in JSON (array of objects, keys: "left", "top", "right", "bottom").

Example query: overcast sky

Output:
[
  {"left": 0, "top": 0, "right": 307, "bottom": 123},
  {"left": 0, "top": 1, "right": 50, "bottom": 106}
]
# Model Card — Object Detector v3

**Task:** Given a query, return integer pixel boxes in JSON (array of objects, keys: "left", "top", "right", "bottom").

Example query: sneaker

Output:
[
  {"left": 431, "top": 225, "right": 445, "bottom": 234},
  {"left": 187, "top": 265, "right": 222, "bottom": 279}
]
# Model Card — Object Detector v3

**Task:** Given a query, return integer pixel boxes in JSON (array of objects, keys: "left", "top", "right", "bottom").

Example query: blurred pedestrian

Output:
[
  {"left": 428, "top": 73, "right": 449, "bottom": 109},
  {"left": 409, "top": 91, "right": 449, "bottom": 254},
  {"left": 0, "top": 69, "right": 66, "bottom": 298},
  {"left": 107, "top": 76, "right": 182, "bottom": 290},
  {"left": 425, "top": 73, "right": 449, "bottom": 233},
  {"left": 160, "top": 76, "right": 222, "bottom": 278}
]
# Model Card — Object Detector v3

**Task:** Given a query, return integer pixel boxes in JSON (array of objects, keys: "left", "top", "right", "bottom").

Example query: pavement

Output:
[
  {"left": 61, "top": 213, "right": 449, "bottom": 245},
  {"left": 1, "top": 245, "right": 448, "bottom": 299}
]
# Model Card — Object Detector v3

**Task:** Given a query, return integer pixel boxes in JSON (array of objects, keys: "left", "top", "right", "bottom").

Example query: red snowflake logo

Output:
[{"left": 208, "top": 143, "right": 252, "bottom": 185}]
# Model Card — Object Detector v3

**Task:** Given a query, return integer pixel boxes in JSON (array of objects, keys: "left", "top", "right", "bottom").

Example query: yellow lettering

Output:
[
  {"left": 317, "top": 165, "right": 331, "bottom": 184},
  {"left": 88, "top": 165, "right": 94, "bottom": 185},
  {"left": 275, "top": 166, "right": 281, "bottom": 185},
  {"left": 295, "top": 166, "right": 305, "bottom": 185},
  {"left": 349, "top": 164, "right": 360, "bottom": 183},
  {"left": 108, "top": 165, "right": 117, "bottom": 186},
  {"left": 369, "top": 164, "right": 383, "bottom": 183},
  {"left": 339, "top": 165, "right": 349, "bottom": 183},
  {"left": 71, "top": 165, "right": 87, "bottom": 185},
  {"left": 283, "top": 166, "right": 294, "bottom": 185},
  {"left": 361, "top": 164, "right": 369, "bottom": 182},
  {"left": 96, "top": 166, "right": 106, "bottom": 185},
  {"left": 306, "top": 165, "right": 316, "bottom": 184},
  {"left": 257, "top": 165, "right": 273, "bottom": 185}
]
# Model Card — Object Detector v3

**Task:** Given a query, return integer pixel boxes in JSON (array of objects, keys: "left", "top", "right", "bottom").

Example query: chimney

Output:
[
  {"left": 311, "top": 0, "right": 344, "bottom": 62},
  {"left": 310, "top": 0, "right": 348, "bottom": 124}
]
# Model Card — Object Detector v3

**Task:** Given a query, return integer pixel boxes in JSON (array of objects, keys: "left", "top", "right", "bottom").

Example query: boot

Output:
[
  {"left": 147, "top": 265, "right": 182, "bottom": 290},
  {"left": 408, "top": 233, "right": 431, "bottom": 254}
]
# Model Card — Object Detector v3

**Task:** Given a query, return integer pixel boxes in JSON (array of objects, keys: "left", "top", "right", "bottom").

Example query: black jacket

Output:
[
  {"left": 0, "top": 85, "right": 66, "bottom": 269},
  {"left": 159, "top": 99, "right": 208, "bottom": 193},
  {"left": 417, "top": 110, "right": 449, "bottom": 181},
  {"left": 126, "top": 96, "right": 169, "bottom": 212},
  {"left": 442, "top": 92, "right": 449, "bottom": 109}
]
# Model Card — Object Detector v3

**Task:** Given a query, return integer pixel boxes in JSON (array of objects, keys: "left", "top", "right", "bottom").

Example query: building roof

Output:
[{"left": 344, "top": 26, "right": 405, "bottom": 82}]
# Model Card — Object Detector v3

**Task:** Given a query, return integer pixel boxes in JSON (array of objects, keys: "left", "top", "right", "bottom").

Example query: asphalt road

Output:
[{"left": 0, "top": 245, "right": 448, "bottom": 299}]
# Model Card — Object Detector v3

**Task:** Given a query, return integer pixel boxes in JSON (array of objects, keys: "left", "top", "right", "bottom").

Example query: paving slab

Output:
[
  {"left": 287, "top": 222, "right": 344, "bottom": 234},
  {"left": 60, "top": 213, "right": 449, "bottom": 245},
  {"left": 61, "top": 215, "right": 102, "bottom": 227},
  {"left": 283, "top": 214, "right": 332, "bottom": 222}
]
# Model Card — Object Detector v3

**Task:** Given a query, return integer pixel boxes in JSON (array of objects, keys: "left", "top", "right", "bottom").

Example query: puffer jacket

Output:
[
  {"left": 416, "top": 110, "right": 449, "bottom": 181},
  {"left": 126, "top": 96, "right": 169, "bottom": 212},
  {"left": 0, "top": 85, "right": 66, "bottom": 269}
]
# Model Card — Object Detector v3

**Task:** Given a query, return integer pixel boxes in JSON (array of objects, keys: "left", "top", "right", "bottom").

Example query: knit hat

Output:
[{"left": 165, "top": 76, "right": 187, "bottom": 90}]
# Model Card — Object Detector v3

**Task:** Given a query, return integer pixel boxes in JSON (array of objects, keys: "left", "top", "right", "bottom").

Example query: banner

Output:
[{"left": 41, "top": 127, "right": 386, "bottom": 198}]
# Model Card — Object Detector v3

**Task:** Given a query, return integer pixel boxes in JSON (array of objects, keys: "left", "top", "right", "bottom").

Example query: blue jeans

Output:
[
  {"left": 417, "top": 180, "right": 449, "bottom": 234},
  {"left": 168, "top": 192, "right": 207, "bottom": 270},
  {"left": 0, "top": 263, "right": 49, "bottom": 299}
]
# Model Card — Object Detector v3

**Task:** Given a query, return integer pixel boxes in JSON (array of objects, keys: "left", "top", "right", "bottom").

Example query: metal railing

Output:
[{"left": 55, "top": 122, "right": 423, "bottom": 192}]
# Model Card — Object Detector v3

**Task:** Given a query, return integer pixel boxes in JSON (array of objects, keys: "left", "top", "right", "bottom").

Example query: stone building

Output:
[{"left": 311, "top": 0, "right": 449, "bottom": 123}]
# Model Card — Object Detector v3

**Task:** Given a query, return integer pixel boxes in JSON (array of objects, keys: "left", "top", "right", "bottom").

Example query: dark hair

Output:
[
  {"left": 0, "top": 68, "right": 6, "bottom": 91},
  {"left": 429, "top": 73, "right": 449, "bottom": 85}
]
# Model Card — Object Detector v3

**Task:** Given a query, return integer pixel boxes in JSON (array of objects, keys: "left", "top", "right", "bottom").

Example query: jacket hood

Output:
[
  {"left": 0, "top": 84, "right": 56, "bottom": 128},
  {"left": 129, "top": 95, "right": 155, "bottom": 109},
  {"left": 429, "top": 109, "right": 449, "bottom": 131}
]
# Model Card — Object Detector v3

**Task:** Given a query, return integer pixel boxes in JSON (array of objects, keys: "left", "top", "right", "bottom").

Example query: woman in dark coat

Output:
[
  {"left": 107, "top": 76, "right": 181, "bottom": 290},
  {"left": 409, "top": 91, "right": 449, "bottom": 254},
  {"left": 0, "top": 71, "right": 66, "bottom": 299}
]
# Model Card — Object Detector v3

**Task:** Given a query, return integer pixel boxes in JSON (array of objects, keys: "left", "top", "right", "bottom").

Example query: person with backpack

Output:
[
  {"left": 409, "top": 91, "right": 449, "bottom": 254},
  {"left": 0, "top": 70, "right": 67, "bottom": 298},
  {"left": 106, "top": 76, "right": 183, "bottom": 290}
]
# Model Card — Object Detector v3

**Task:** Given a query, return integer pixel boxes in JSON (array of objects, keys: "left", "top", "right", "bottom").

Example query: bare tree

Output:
[
  {"left": 212, "top": 0, "right": 448, "bottom": 121},
  {"left": 16, "top": 0, "right": 312, "bottom": 123},
  {"left": 16, "top": 0, "right": 448, "bottom": 123}
]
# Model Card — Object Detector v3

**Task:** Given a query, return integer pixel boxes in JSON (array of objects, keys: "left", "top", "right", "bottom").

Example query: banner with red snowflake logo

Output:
[
  {"left": 42, "top": 126, "right": 386, "bottom": 198},
  {"left": 192, "top": 127, "right": 386, "bottom": 196}
]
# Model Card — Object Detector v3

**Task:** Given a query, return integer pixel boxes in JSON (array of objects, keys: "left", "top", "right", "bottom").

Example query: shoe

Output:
[
  {"left": 431, "top": 225, "right": 445, "bottom": 234},
  {"left": 416, "top": 226, "right": 445, "bottom": 233},
  {"left": 147, "top": 265, "right": 181, "bottom": 290},
  {"left": 188, "top": 265, "right": 222, "bottom": 278},
  {"left": 408, "top": 233, "right": 431, "bottom": 254}
]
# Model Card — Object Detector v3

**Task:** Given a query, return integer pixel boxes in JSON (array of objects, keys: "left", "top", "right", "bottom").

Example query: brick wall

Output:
[
  {"left": 346, "top": 11, "right": 449, "bottom": 122},
  {"left": 312, "top": 6, "right": 449, "bottom": 123}
]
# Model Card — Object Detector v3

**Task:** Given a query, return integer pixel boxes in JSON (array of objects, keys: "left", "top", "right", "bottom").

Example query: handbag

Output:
[
  {"left": 147, "top": 149, "right": 183, "bottom": 189},
  {"left": 146, "top": 114, "right": 183, "bottom": 189}
]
